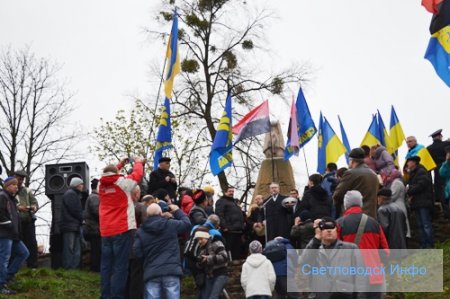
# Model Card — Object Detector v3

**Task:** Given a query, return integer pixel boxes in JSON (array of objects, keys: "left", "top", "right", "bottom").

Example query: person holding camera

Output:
[{"left": 14, "top": 170, "right": 39, "bottom": 268}]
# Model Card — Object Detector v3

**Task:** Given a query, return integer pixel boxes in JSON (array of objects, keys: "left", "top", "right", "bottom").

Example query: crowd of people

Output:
[{"left": 0, "top": 129, "right": 449, "bottom": 298}]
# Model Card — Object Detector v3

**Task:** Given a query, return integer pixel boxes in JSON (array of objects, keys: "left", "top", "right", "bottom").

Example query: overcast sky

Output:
[{"left": 1, "top": 0, "right": 449, "bottom": 184}]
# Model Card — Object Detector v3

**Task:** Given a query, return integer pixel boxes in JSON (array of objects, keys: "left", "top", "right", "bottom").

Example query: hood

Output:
[
  {"left": 343, "top": 206, "right": 363, "bottom": 216},
  {"left": 100, "top": 173, "right": 121, "bottom": 187},
  {"left": 141, "top": 215, "right": 167, "bottom": 234},
  {"left": 245, "top": 253, "right": 268, "bottom": 268},
  {"left": 309, "top": 185, "right": 328, "bottom": 200},
  {"left": 374, "top": 146, "right": 387, "bottom": 159}
]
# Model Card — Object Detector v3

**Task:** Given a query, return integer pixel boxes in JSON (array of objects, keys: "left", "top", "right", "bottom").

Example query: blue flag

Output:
[
  {"left": 154, "top": 98, "right": 173, "bottom": 169},
  {"left": 360, "top": 114, "right": 382, "bottom": 147},
  {"left": 209, "top": 93, "right": 233, "bottom": 176},
  {"left": 338, "top": 115, "right": 351, "bottom": 164},
  {"left": 284, "top": 87, "right": 317, "bottom": 160}
]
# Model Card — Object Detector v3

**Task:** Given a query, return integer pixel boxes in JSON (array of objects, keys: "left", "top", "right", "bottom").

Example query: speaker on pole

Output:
[{"left": 45, "top": 162, "right": 89, "bottom": 269}]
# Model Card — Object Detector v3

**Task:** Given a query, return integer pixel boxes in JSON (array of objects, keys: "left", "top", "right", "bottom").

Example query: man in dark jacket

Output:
[
  {"left": 333, "top": 147, "right": 380, "bottom": 218},
  {"left": 427, "top": 129, "right": 450, "bottom": 217},
  {"left": 377, "top": 188, "right": 407, "bottom": 252},
  {"left": 147, "top": 157, "right": 177, "bottom": 200},
  {"left": 263, "top": 182, "right": 289, "bottom": 242},
  {"left": 0, "top": 177, "right": 29, "bottom": 295},
  {"left": 83, "top": 178, "right": 100, "bottom": 272},
  {"left": 188, "top": 189, "right": 209, "bottom": 226},
  {"left": 61, "top": 177, "right": 84, "bottom": 269},
  {"left": 405, "top": 155, "right": 434, "bottom": 248},
  {"left": 133, "top": 203, "right": 191, "bottom": 299},
  {"left": 299, "top": 174, "right": 332, "bottom": 220},
  {"left": 215, "top": 186, "right": 244, "bottom": 260}
]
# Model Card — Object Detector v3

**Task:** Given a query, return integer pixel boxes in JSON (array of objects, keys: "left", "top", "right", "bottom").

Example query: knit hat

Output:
[
  {"left": 202, "top": 185, "right": 215, "bottom": 195},
  {"left": 193, "top": 189, "right": 207, "bottom": 204},
  {"left": 158, "top": 200, "right": 170, "bottom": 212},
  {"left": 14, "top": 170, "right": 28, "bottom": 177},
  {"left": 194, "top": 230, "right": 210, "bottom": 239},
  {"left": 249, "top": 240, "right": 263, "bottom": 254},
  {"left": 377, "top": 188, "right": 392, "bottom": 197},
  {"left": 343, "top": 190, "right": 363, "bottom": 210},
  {"left": 69, "top": 177, "right": 84, "bottom": 188},
  {"left": 3, "top": 177, "right": 18, "bottom": 189}
]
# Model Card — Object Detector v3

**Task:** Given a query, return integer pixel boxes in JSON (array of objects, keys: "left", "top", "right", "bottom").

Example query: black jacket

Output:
[
  {"left": 188, "top": 205, "right": 208, "bottom": 226},
  {"left": 215, "top": 195, "right": 244, "bottom": 232},
  {"left": 0, "top": 190, "right": 20, "bottom": 240},
  {"left": 262, "top": 194, "right": 291, "bottom": 241},
  {"left": 147, "top": 168, "right": 177, "bottom": 199},
  {"left": 60, "top": 188, "right": 83, "bottom": 232},
  {"left": 299, "top": 186, "right": 332, "bottom": 220},
  {"left": 407, "top": 165, "right": 434, "bottom": 210},
  {"left": 83, "top": 191, "right": 100, "bottom": 237}
]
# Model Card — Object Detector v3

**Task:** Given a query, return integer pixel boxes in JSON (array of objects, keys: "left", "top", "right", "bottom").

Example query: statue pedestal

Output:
[{"left": 253, "top": 157, "right": 296, "bottom": 201}]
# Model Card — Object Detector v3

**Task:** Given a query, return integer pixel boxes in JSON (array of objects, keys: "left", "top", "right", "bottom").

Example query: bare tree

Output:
[
  {"left": 153, "top": 0, "right": 311, "bottom": 192},
  {"left": 0, "top": 46, "right": 78, "bottom": 192}
]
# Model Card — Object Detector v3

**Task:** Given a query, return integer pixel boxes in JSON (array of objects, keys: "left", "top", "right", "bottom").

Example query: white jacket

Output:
[{"left": 241, "top": 253, "right": 276, "bottom": 298}]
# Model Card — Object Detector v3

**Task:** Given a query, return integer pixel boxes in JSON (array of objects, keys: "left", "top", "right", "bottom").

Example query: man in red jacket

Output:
[
  {"left": 99, "top": 157, "right": 144, "bottom": 299},
  {"left": 337, "top": 190, "right": 390, "bottom": 299}
]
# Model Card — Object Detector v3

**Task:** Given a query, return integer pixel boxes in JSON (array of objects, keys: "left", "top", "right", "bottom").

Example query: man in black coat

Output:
[
  {"left": 61, "top": 177, "right": 84, "bottom": 269},
  {"left": 0, "top": 177, "right": 29, "bottom": 295},
  {"left": 147, "top": 157, "right": 177, "bottom": 201},
  {"left": 215, "top": 186, "right": 244, "bottom": 260},
  {"left": 406, "top": 156, "right": 434, "bottom": 248},
  {"left": 262, "top": 182, "right": 290, "bottom": 242},
  {"left": 83, "top": 178, "right": 101, "bottom": 272},
  {"left": 427, "top": 129, "right": 450, "bottom": 217}
]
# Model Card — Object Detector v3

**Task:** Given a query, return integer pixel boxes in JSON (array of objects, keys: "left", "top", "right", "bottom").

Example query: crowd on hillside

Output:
[{"left": 0, "top": 130, "right": 449, "bottom": 298}]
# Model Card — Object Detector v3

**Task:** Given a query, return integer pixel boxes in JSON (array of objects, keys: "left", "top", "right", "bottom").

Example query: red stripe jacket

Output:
[
  {"left": 337, "top": 206, "right": 390, "bottom": 284},
  {"left": 99, "top": 161, "right": 144, "bottom": 237}
]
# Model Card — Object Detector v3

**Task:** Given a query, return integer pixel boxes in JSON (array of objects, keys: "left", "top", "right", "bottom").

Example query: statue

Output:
[{"left": 263, "top": 122, "right": 285, "bottom": 158}]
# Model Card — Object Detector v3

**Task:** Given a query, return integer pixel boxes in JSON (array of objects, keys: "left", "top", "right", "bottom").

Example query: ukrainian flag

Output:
[
  {"left": 360, "top": 114, "right": 382, "bottom": 147},
  {"left": 389, "top": 105, "right": 405, "bottom": 151},
  {"left": 338, "top": 115, "right": 351, "bottom": 164},
  {"left": 424, "top": 25, "right": 450, "bottom": 87},
  {"left": 164, "top": 10, "right": 181, "bottom": 99},
  {"left": 406, "top": 144, "right": 437, "bottom": 171},
  {"left": 209, "top": 93, "right": 233, "bottom": 176},
  {"left": 377, "top": 110, "right": 394, "bottom": 154},
  {"left": 317, "top": 113, "right": 347, "bottom": 174},
  {"left": 154, "top": 98, "right": 173, "bottom": 169}
]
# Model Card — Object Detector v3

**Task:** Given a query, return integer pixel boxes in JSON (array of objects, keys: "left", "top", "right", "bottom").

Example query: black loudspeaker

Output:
[{"left": 45, "top": 162, "right": 90, "bottom": 195}]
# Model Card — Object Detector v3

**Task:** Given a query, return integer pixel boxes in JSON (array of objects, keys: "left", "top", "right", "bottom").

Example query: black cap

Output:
[
  {"left": 158, "top": 157, "right": 171, "bottom": 163},
  {"left": 406, "top": 156, "right": 421, "bottom": 163},
  {"left": 377, "top": 188, "right": 392, "bottom": 197},
  {"left": 14, "top": 170, "right": 28, "bottom": 177},
  {"left": 193, "top": 189, "right": 207, "bottom": 204},
  {"left": 349, "top": 147, "right": 365, "bottom": 159},
  {"left": 430, "top": 129, "right": 442, "bottom": 138}
]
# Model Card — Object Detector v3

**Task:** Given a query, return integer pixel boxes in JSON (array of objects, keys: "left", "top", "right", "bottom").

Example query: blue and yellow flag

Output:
[
  {"left": 377, "top": 110, "right": 394, "bottom": 153},
  {"left": 405, "top": 144, "right": 437, "bottom": 171},
  {"left": 360, "top": 114, "right": 382, "bottom": 147},
  {"left": 338, "top": 115, "right": 351, "bottom": 164},
  {"left": 317, "top": 113, "right": 347, "bottom": 174},
  {"left": 389, "top": 105, "right": 405, "bottom": 151},
  {"left": 209, "top": 93, "right": 233, "bottom": 176},
  {"left": 284, "top": 88, "right": 317, "bottom": 160},
  {"left": 389, "top": 106, "right": 406, "bottom": 166},
  {"left": 164, "top": 10, "right": 181, "bottom": 99},
  {"left": 425, "top": 24, "right": 450, "bottom": 87},
  {"left": 154, "top": 98, "right": 173, "bottom": 169}
]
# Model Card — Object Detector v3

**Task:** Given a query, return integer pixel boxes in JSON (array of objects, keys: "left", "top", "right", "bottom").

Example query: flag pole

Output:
[
  {"left": 269, "top": 127, "right": 275, "bottom": 182},
  {"left": 302, "top": 147, "right": 310, "bottom": 177}
]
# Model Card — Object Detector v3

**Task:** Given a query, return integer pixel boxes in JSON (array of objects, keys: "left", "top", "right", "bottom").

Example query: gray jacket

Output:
[{"left": 299, "top": 238, "right": 367, "bottom": 299}]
